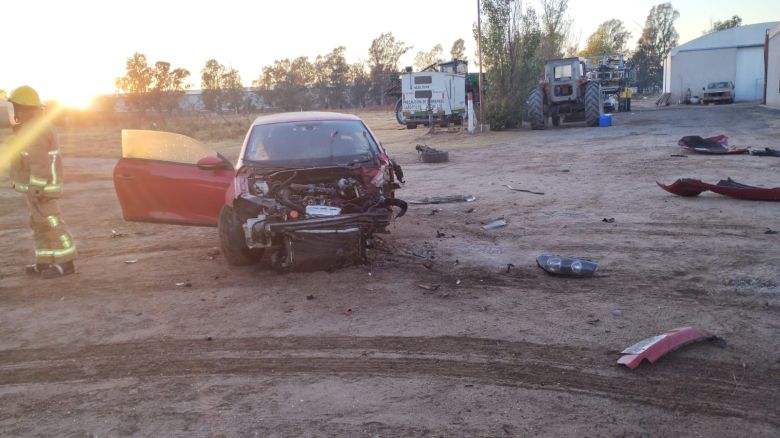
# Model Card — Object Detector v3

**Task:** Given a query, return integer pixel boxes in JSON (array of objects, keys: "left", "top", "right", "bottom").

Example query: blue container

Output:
[{"left": 599, "top": 114, "right": 612, "bottom": 127}]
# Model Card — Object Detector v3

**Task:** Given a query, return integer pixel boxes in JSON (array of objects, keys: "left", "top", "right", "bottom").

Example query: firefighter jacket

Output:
[{"left": 9, "top": 123, "right": 64, "bottom": 198}]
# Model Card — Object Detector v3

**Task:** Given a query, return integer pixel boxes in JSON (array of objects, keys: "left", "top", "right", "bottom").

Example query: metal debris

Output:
[
  {"left": 482, "top": 218, "right": 507, "bottom": 230},
  {"left": 504, "top": 184, "right": 544, "bottom": 195},
  {"left": 408, "top": 195, "right": 476, "bottom": 204}
]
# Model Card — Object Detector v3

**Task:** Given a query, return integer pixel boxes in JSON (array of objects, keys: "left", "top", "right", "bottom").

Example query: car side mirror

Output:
[{"left": 197, "top": 155, "right": 226, "bottom": 170}]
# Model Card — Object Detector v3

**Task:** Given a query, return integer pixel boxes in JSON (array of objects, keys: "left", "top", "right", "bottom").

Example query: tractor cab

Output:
[{"left": 544, "top": 58, "right": 586, "bottom": 104}]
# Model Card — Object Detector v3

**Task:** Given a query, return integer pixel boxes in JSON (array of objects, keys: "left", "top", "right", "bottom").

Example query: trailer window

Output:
[
  {"left": 414, "top": 76, "right": 432, "bottom": 85},
  {"left": 415, "top": 90, "right": 433, "bottom": 99},
  {"left": 554, "top": 65, "right": 572, "bottom": 81}
]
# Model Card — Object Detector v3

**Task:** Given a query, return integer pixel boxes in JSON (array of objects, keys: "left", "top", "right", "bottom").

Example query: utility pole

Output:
[{"left": 477, "top": 0, "right": 485, "bottom": 129}]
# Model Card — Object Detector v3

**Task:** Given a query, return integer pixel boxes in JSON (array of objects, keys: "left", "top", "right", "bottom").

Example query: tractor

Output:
[{"left": 526, "top": 57, "right": 602, "bottom": 129}]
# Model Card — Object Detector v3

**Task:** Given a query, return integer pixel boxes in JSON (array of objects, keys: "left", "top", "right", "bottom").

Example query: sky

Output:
[{"left": 2, "top": 0, "right": 777, "bottom": 108}]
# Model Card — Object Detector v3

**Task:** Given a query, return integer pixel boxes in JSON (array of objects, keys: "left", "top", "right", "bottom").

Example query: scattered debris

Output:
[
  {"left": 436, "top": 230, "right": 446, "bottom": 238},
  {"left": 617, "top": 326, "right": 725, "bottom": 370},
  {"left": 678, "top": 135, "right": 748, "bottom": 154},
  {"left": 765, "top": 229, "right": 779, "bottom": 235},
  {"left": 111, "top": 229, "right": 126, "bottom": 238},
  {"left": 504, "top": 184, "right": 544, "bottom": 195},
  {"left": 422, "top": 260, "right": 434, "bottom": 270},
  {"left": 465, "top": 207, "right": 475, "bottom": 213},
  {"left": 611, "top": 309, "right": 623, "bottom": 317},
  {"left": 306, "top": 294, "right": 315, "bottom": 300},
  {"left": 455, "top": 279, "right": 461, "bottom": 285},
  {"left": 429, "top": 209, "right": 440, "bottom": 216},
  {"left": 482, "top": 218, "right": 507, "bottom": 230},
  {"left": 505, "top": 263, "right": 515, "bottom": 273},
  {"left": 409, "top": 195, "right": 476, "bottom": 204},
  {"left": 750, "top": 147, "right": 780, "bottom": 157},
  {"left": 586, "top": 318, "right": 601, "bottom": 325},
  {"left": 175, "top": 282, "right": 193, "bottom": 288},
  {"left": 416, "top": 144, "right": 449, "bottom": 163},
  {"left": 343, "top": 308, "right": 353, "bottom": 316},
  {"left": 417, "top": 283, "right": 441, "bottom": 291},
  {"left": 536, "top": 255, "right": 599, "bottom": 277},
  {"left": 602, "top": 217, "right": 615, "bottom": 223},
  {"left": 669, "top": 154, "right": 688, "bottom": 158},
  {"left": 657, "top": 178, "right": 780, "bottom": 201},
  {"left": 124, "top": 259, "right": 139, "bottom": 264}
]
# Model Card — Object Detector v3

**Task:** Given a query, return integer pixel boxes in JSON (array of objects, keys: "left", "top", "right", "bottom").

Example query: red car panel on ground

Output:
[
  {"left": 617, "top": 326, "right": 718, "bottom": 369},
  {"left": 658, "top": 178, "right": 780, "bottom": 201}
]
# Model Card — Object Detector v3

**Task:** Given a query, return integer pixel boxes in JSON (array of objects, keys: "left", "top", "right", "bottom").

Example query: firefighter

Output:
[
  {"left": 6, "top": 86, "right": 77, "bottom": 278},
  {"left": 619, "top": 86, "right": 632, "bottom": 112}
]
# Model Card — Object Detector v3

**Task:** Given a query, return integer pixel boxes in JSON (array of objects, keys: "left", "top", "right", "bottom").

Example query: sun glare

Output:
[{"left": 53, "top": 90, "right": 97, "bottom": 110}]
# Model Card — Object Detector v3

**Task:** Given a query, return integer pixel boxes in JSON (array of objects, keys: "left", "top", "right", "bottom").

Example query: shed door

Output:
[{"left": 735, "top": 47, "right": 764, "bottom": 101}]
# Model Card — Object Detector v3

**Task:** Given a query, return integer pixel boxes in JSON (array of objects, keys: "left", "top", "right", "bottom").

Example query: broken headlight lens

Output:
[{"left": 536, "top": 255, "right": 598, "bottom": 277}]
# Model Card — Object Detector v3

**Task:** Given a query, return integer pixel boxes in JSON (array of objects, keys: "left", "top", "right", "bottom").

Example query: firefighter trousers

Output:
[{"left": 27, "top": 197, "right": 77, "bottom": 265}]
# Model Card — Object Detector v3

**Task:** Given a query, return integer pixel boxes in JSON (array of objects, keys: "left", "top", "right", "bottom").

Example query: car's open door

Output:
[{"left": 113, "top": 130, "right": 234, "bottom": 227}]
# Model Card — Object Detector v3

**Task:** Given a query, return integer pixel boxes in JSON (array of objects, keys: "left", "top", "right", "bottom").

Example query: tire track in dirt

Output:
[{"left": 1, "top": 336, "right": 777, "bottom": 426}]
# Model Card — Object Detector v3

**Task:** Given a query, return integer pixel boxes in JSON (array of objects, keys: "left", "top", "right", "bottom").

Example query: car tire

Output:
[
  {"left": 218, "top": 205, "right": 263, "bottom": 266},
  {"left": 406, "top": 123, "right": 417, "bottom": 129}
]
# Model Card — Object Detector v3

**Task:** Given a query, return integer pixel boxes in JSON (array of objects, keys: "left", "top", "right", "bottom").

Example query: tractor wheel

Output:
[
  {"left": 218, "top": 205, "right": 263, "bottom": 266},
  {"left": 395, "top": 99, "right": 406, "bottom": 125},
  {"left": 585, "top": 81, "right": 602, "bottom": 127},
  {"left": 527, "top": 86, "right": 546, "bottom": 130}
]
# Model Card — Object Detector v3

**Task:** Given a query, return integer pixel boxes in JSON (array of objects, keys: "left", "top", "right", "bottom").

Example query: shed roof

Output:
[{"left": 671, "top": 22, "right": 778, "bottom": 56}]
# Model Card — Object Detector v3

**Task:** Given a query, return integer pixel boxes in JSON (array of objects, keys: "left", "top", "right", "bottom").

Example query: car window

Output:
[
  {"left": 245, "top": 120, "right": 377, "bottom": 164},
  {"left": 122, "top": 130, "right": 215, "bottom": 164}
]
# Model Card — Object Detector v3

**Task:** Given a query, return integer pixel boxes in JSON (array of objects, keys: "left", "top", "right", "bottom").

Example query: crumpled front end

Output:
[{"left": 234, "top": 165, "right": 406, "bottom": 272}]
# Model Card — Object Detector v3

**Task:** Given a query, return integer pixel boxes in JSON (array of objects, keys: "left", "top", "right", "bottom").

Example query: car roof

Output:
[{"left": 251, "top": 111, "right": 361, "bottom": 127}]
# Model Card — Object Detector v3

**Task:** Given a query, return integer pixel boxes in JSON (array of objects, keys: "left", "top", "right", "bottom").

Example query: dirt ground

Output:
[{"left": 1, "top": 101, "right": 778, "bottom": 437}]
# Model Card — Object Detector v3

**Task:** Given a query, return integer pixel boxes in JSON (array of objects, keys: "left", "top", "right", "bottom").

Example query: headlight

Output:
[{"left": 537, "top": 255, "right": 598, "bottom": 277}]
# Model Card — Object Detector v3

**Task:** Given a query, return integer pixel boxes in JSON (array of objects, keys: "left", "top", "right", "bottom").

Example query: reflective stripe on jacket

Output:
[{"left": 9, "top": 124, "right": 63, "bottom": 197}]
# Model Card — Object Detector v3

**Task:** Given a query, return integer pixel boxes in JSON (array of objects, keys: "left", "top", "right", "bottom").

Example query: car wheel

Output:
[
  {"left": 420, "top": 150, "right": 449, "bottom": 163},
  {"left": 218, "top": 205, "right": 263, "bottom": 266},
  {"left": 406, "top": 123, "right": 417, "bottom": 129}
]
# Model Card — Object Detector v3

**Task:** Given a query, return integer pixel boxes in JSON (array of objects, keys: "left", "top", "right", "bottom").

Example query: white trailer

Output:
[{"left": 399, "top": 71, "right": 466, "bottom": 129}]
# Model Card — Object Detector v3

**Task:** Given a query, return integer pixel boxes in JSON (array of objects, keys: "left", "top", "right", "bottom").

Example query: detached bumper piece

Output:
[
  {"left": 618, "top": 326, "right": 724, "bottom": 370},
  {"left": 657, "top": 178, "right": 780, "bottom": 201},
  {"left": 678, "top": 135, "right": 748, "bottom": 154}
]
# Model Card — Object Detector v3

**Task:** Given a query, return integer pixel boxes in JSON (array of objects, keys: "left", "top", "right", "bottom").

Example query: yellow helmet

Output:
[{"left": 9, "top": 85, "right": 42, "bottom": 107}]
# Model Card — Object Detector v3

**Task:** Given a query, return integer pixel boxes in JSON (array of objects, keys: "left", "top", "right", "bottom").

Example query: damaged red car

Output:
[{"left": 114, "top": 112, "right": 406, "bottom": 271}]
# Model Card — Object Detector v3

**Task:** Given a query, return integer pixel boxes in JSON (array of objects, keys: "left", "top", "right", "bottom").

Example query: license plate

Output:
[{"left": 305, "top": 205, "right": 342, "bottom": 217}]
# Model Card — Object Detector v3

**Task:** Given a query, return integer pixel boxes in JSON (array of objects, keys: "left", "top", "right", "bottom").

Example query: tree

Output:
[
  {"left": 414, "top": 44, "right": 444, "bottom": 70},
  {"left": 367, "top": 32, "right": 411, "bottom": 104},
  {"left": 115, "top": 53, "right": 189, "bottom": 112},
  {"left": 539, "top": 0, "right": 571, "bottom": 60},
  {"left": 633, "top": 2, "right": 679, "bottom": 91},
  {"left": 0, "top": 89, "right": 7, "bottom": 100},
  {"left": 450, "top": 38, "right": 467, "bottom": 60},
  {"left": 348, "top": 62, "right": 371, "bottom": 107},
  {"left": 149, "top": 61, "right": 190, "bottom": 112},
  {"left": 256, "top": 56, "right": 315, "bottom": 110},
  {"left": 580, "top": 19, "right": 631, "bottom": 57},
  {"left": 704, "top": 15, "right": 742, "bottom": 34},
  {"left": 201, "top": 59, "right": 227, "bottom": 112},
  {"left": 476, "top": 0, "right": 542, "bottom": 129},
  {"left": 221, "top": 68, "right": 244, "bottom": 113},
  {"left": 202, "top": 59, "right": 246, "bottom": 113},
  {"left": 115, "top": 53, "right": 153, "bottom": 111}
]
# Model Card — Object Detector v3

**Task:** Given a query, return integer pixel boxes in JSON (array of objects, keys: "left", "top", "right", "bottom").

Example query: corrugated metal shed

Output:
[{"left": 663, "top": 22, "right": 778, "bottom": 103}]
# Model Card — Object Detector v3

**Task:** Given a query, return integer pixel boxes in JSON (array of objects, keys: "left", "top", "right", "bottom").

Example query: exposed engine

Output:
[{"left": 235, "top": 166, "right": 406, "bottom": 272}]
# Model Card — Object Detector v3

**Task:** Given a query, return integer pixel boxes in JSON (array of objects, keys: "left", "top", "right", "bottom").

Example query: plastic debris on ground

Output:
[
  {"left": 504, "top": 184, "right": 544, "bottom": 195},
  {"left": 408, "top": 195, "right": 476, "bottom": 204},
  {"left": 678, "top": 135, "right": 748, "bottom": 154},
  {"left": 482, "top": 218, "right": 507, "bottom": 230},
  {"left": 617, "top": 326, "right": 725, "bottom": 370}
]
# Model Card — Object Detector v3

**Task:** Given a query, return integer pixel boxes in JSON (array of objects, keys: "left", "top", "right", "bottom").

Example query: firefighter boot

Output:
[
  {"left": 40, "top": 261, "right": 76, "bottom": 279},
  {"left": 24, "top": 264, "right": 50, "bottom": 276}
]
